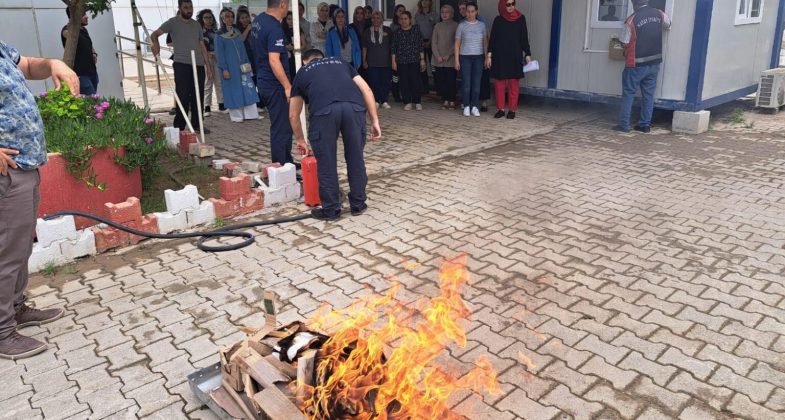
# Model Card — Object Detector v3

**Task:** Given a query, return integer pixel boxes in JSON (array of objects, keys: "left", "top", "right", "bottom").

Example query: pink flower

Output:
[
  {"left": 95, "top": 112, "right": 104, "bottom": 119},
  {"left": 144, "top": 117, "right": 154, "bottom": 125},
  {"left": 91, "top": 93, "right": 100, "bottom": 99},
  {"left": 144, "top": 137, "right": 154, "bottom": 144},
  {"left": 39, "top": 92, "right": 47, "bottom": 98},
  {"left": 100, "top": 101, "right": 110, "bottom": 108}
]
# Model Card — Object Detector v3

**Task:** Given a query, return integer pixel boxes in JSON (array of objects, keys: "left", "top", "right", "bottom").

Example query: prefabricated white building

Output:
[{"left": 509, "top": 0, "right": 785, "bottom": 111}]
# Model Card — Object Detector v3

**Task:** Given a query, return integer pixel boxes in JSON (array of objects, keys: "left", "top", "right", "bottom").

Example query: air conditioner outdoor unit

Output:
[{"left": 756, "top": 68, "right": 785, "bottom": 111}]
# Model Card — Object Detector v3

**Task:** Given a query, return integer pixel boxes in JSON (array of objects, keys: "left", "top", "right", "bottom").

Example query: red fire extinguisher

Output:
[{"left": 301, "top": 155, "right": 320, "bottom": 206}]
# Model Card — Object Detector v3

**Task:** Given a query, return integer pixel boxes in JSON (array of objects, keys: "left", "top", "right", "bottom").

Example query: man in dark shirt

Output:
[
  {"left": 251, "top": 0, "right": 293, "bottom": 166},
  {"left": 61, "top": 8, "right": 98, "bottom": 95},
  {"left": 289, "top": 49, "right": 381, "bottom": 220},
  {"left": 615, "top": 0, "right": 671, "bottom": 133}
]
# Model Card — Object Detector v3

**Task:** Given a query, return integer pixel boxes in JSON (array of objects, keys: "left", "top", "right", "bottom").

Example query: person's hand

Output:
[
  {"left": 206, "top": 66, "right": 214, "bottom": 80},
  {"left": 151, "top": 42, "right": 161, "bottom": 57},
  {"left": 436, "top": 56, "right": 443, "bottom": 64},
  {"left": 223, "top": 70, "right": 231, "bottom": 80},
  {"left": 485, "top": 56, "right": 491, "bottom": 69},
  {"left": 50, "top": 60, "right": 79, "bottom": 95},
  {"left": 369, "top": 119, "right": 381, "bottom": 141},
  {"left": 296, "top": 138, "right": 311, "bottom": 156},
  {"left": 0, "top": 148, "right": 19, "bottom": 176},
  {"left": 454, "top": 61, "right": 460, "bottom": 72},
  {"left": 285, "top": 85, "right": 292, "bottom": 102},
  {"left": 391, "top": 61, "right": 397, "bottom": 72},
  {"left": 419, "top": 59, "right": 426, "bottom": 72},
  {"left": 525, "top": 55, "right": 532, "bottom": 65},
  {"left": 363, "top": 61, "right": 369, "bottom": 69}
]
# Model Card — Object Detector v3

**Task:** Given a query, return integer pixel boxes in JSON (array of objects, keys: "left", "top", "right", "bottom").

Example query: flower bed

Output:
[{"left": 35, "top": 86, "right": 165, "bottom": 227}]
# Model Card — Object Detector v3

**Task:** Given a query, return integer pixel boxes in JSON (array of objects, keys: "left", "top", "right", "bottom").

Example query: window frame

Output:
[
  {"left": 589, "top": 0, "right": 674, "bottom": 29},
  {"left": 735, "top": 0, "right": 764, "bottom": 25}
]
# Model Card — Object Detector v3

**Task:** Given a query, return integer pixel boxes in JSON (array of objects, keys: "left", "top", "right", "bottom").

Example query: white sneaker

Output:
[
  {"left": 463, "top": 106, "right": 470, "bottom": 116},
  {"left": 403, "top": 103, "right": 412, "bottom": 111},
  {"left": 381, "top": 102, "right": 391, "bottom": 109},
  {"left": 415, "top": 104, "right": 423, "bottom": 111},
  {"left": 471, "top": 107, "right": 480, "bottom": 117}
]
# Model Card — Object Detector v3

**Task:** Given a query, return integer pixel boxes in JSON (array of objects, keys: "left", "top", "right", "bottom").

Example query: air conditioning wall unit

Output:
[{"left": 756, "top": 68, "right": 785, "bottom": 111}]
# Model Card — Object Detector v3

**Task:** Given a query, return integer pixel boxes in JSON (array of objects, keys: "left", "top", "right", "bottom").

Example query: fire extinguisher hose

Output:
[{"left": 44, "top": 210, "right": 312, "bottom": 253}]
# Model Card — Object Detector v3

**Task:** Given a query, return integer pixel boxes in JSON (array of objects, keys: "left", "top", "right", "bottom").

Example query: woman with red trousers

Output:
[{"left": 487, "top": 0, "right": 531, "bottom": 119}]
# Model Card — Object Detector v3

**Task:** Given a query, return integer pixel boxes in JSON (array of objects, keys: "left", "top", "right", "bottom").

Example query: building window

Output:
[
  {"left": 591, "top": 0, "right": 629, "bottom": 29},
  {"left": 736, "top": 0, "right": 764, "bottom": 25}
]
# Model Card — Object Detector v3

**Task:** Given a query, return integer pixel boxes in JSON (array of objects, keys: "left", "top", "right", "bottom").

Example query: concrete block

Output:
[
  {"left": 164, "top": 185, "right": 200, "bottom": 215},
  {"left": 285, "top": 182, "right": 301, "bottom": 201},
  {"left": 212, "top": 159, "right": 232, "bottom": 170},
  {"left": 104, "top": 197, "right": 142, "bottom": 224},
  {"left": 35, "top": 216, "right": 79, "bottom": 247},
  {"left": 93, "top": 226, "right": 132, "bottom": 253},
  {"left": 672, "top": 110, "right": 710, "bottom": 134},
  {"left": 28, "top": 242, "right": 66, "bottom": 273},
  {"left": 241, "top": 161, "right": 263, "bottom": 173},
  {"left": 186, "top": 201, "right": 216, "bottom": 227},
  {"left": 208, "top": 198, "right": 240, "bottom": 219},
  {"left": 236, "top": 190, "right": 264, "bottom": 215},
  {"left": 219, "top": 174, "right": 251, "bottom": 201},
  {"left": 60, "top": 230, "right": 97, "bottom": 259},
  {"left": 262, "top": 163, "right": 282, "bottom": 178},
  {"left": 223, "top": 162, "right": 241, "bottom": 177},
  {"left": 127, "top": 215, "right": 160, "bottom": 245},
  {"left": 154, "top": 211, "right": 189, "bottom": 234},
  {"left": 164, "top": 127, "right": 180, "bottom": 150},
  {"left": 268, "top": 163, "right": 297, "bottom": 189},
  {"left": 189, "top": 143, "right": 216, "bottom": 157}
]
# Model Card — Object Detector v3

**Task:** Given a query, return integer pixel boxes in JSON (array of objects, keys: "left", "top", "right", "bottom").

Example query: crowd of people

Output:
[{"left": 176, "top": 0, "right": 532, "bottom": 124}]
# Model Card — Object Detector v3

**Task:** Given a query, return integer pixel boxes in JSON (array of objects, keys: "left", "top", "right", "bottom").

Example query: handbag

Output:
[{"left": 229, "top": 29, "right": 254, "bottom": 73}]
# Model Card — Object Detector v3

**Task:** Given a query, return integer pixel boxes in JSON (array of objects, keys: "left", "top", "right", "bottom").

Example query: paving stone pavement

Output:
[{"left": 3, "top": 97, "right": 785, "bottom": 419}]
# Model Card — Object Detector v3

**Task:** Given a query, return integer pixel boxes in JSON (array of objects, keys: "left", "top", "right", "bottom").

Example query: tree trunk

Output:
[{"left": 62, "top": 0, "right": 86, "bottom": 70}]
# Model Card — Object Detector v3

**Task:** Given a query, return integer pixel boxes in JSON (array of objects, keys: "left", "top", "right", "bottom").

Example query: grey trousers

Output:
[{"left": 0, "top": 168, "right": 39, "bottom": 339}]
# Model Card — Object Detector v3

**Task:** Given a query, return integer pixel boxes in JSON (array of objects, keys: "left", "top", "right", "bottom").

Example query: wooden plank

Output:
[
  {"left": 236, "top": 348, "right": 290, "bottom": 389},
  {"left": 295, "top": 349, "right": 317, "bottom": 406},
  {"left": 252, "top": 387, "right": 308, "bottom": 420},
  {"left": 265, "top": 355, "right": 297, "bottom": 378}
]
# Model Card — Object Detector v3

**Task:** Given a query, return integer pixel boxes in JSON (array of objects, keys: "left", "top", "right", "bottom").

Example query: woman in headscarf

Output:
[
  {"left": 487, "top": 0, "right": 531, "bottom": 119},
  {"left": 362, "top": 10, "right": 393, "bottom": 109},
  {"left": 215, "top": 7, "right": 261, "bottom": 122},
  {"left": 431, "top": 5, "right": 458, "bottom": 110},
  {"left": 325, "top": 8, "right": 362, "bottom": 69},
  {"left": 236, "top": 6, "right": 263, "bottom": 111},
  {"left": 310, "top": 2, "right": 334, "bottom": 53}
]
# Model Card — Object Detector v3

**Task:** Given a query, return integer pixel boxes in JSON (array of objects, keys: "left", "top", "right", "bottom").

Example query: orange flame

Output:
[{"left": 300, "top": 255, "right": 500, "bottom": 419}]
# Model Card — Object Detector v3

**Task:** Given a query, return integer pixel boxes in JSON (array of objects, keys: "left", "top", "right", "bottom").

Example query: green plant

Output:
[
  {"left": 728, "top": 108, "right": 746, "bottom": 125},
  {"left": 36, "top": 85, "right": 166, "bottom": 190},
  {"left": 213, "top": 218, "right": 227, "bottom": 228},
  {"left": 41, "top": 262, "right": 58, "bottom": 277}
]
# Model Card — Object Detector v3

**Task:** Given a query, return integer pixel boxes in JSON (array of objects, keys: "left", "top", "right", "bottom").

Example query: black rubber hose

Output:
[{"left": 44, "top": 210, "right": 312, "bottom": 253}]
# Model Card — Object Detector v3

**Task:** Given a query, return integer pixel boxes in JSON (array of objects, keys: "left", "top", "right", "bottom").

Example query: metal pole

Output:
[
  {"left": 116, "top": 31, "right": 125, "bottom": 79},
  {"left": 131, "top": 0, "right": 148, "bottom": 108},
  {"left": 291, "top": 0, "right": 309, "bottom": 149},
  {"left": 191, "top": 50, "right": 205, "bottom": 143},
  {"left": 156, "top": 60, "right": 161, "bottom": 94}
]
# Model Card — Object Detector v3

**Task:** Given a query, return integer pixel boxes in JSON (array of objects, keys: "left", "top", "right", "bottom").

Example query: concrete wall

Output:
[
  {"left": 555, "top": 0, "right": 694, "bottom": 101},
  {"left": 0, "top": 0, "right": 124, "bottom": 99},
  {"left": 702, "top": 1, "right": 782, "bottom": 100}
]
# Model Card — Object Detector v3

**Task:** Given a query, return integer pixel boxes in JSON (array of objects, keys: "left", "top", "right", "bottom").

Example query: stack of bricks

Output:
[
  {"left": 154, "top": 185, "right": 216, "bottom": 233},
  {"left": 28, "top": 216, "right": 97, "bottom": 273},
  {"left": 209, "top": 173, "right": 264, "bottom": 218},
  {"left": 92, "top": 197, "right": 159, "bottom": 252},
  {"left": 261, "top": 163, "right": 301, "bottom": 205}
]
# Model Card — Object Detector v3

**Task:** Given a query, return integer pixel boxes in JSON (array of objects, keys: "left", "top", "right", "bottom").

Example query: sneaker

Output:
[
  {"left": 381, "top": 102, "right": 391, "bottom": 109},
  {"left": 350, "top": 203, "right": 368, "bottom": 216},
  {"left": 506, "top": 112, "right": 516, "bottom": 120},
  {"left": 218, "top": 103, "right": 226, "bottom": 112},
  {"left": 15, "top": 304, "right": 64, "bottom": 329},
  {"left": 0, "top": 331, "right": 47, "bottom": 360},
  {"left": 634, "top": 125, "right": 651, "bottom": 133},
  {"left": 195, "top": 127, "right": 211, "bottom": 135},
  {"left": 204, "top": 106, "right": 211, "bottom": 117},
  {"left": 311, "top": 208, "right": 340, "bottom": 221},
  {"left": 169, "top": 107, "right": 177, "bottom": 116},
  {"left": 463, "top": 106, "right": 471, "bottom": 117},
  {"left": 415, "top": 104, "right": 423, "bottom": 111},
  {"left": 471, "top": 107, "right": 481, "bottom": 117},
  {"left": 613, "top": 125, "right": 631, "bottom": 133},
  {"left": 403, "top": 103, "right": 412, "bottom": 111},
  {"left": 494, "top": 110, "right": 506, "bottom": 119}
]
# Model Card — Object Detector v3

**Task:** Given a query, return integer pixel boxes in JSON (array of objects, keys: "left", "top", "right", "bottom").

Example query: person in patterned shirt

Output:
[{"left": 0, "top": 41, "right": 77, "bottom": 360}]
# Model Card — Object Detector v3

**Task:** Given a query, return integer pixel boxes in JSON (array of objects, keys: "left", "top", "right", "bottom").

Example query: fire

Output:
[{"left": 300, "top": 255, "right": 500, "bottom": 419}]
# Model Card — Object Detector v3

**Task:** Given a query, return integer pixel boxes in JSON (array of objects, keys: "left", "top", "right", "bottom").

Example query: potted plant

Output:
[{"left": 35, "top": 85, "right": 166, "bottom": 228}]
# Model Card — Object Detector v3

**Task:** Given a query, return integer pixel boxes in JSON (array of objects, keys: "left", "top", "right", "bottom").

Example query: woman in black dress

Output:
[{"left": 487, "top": 0, "right": 531, "bottom": 119}]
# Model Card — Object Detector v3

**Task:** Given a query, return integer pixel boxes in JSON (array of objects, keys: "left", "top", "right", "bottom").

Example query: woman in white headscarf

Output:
[
  {"left": 215, "top": 8, "right": 260, "bottom": 122},
  {"left": 309, "top": 2, "right": 334, "bottom": 53}
]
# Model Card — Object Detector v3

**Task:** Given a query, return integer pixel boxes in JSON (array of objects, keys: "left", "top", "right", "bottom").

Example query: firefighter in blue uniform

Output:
[{"left": 289, "top": 49, "right": 382, "bottom": 220}]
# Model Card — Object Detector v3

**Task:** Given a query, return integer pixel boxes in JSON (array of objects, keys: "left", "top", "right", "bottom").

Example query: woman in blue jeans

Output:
[{"left": 454, "top": 2, "right": 487, "bottom": 117}]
